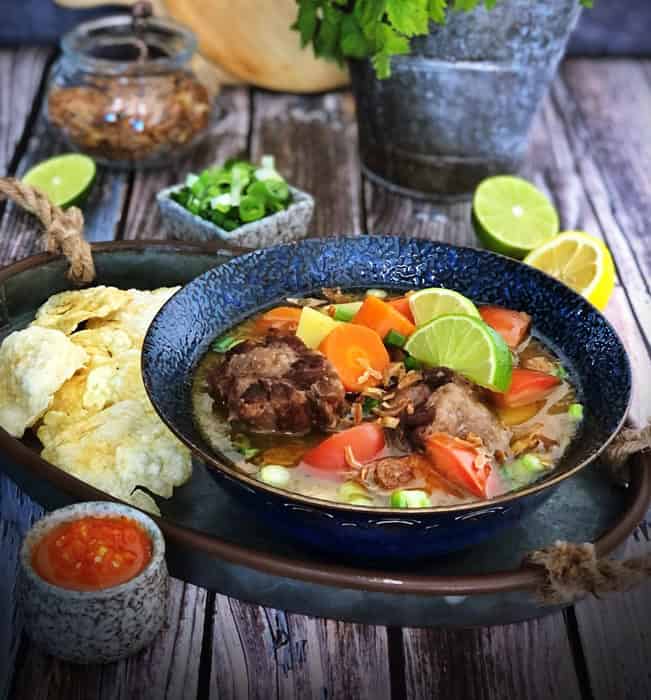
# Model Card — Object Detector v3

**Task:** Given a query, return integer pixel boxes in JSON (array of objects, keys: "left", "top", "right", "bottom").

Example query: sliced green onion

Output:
[
  {"left": 553, "top": 364, "right": 568, "bottom": 380},
  {"left": 390, "top": 490, "right": 431, "bottom": 508},
  {"left": 366, "top": 289, "right": 388, "bottom": 299},
  {"left": 239, "top": 195, "right": 266, "bottom": 223},
  {"left": 211, "top": 193, "right": 232, "bottom": 212},
  {"left": 265, "top": 179, "right": 290, "bottom": 202},
  {"left": 338, "top": 481, "right": 368, "bottom": 502},
  {"left": 362, "top": 397, "right": 380, "bottom": 415},
  {"left": 241, "top": 447, "right": 261, "bottom": 460},
  {"left": 501, "top": 453, "right": 547, "bottom": 489},
  {"left": 332, "top": 301, "right": 363, "bottom": 322},
  {"left": 385, "top": 329, "right": 407, "bottom": 348},
  {"left": 349, "top": 495, "right": 374, "bottom": 506},
  {"left": 261, "top": 155, "right": 275, "bottom": 170},
  {"left": 404, "top": 356, "right": 422, "bottom": 371},
  {"left": 521, "top": 454, "right": 545, "bottom": 471},
  {"left": 568, "top": 403, "right": 584, "bottom": 420},
  {"left": 258, "top": 464, "right": 291, "bottom": 488},
  {"left": 185, "top": 173, "right": 199, "bottom": 187},
  {"left": 212, "top": 335, "right": 242, "bottom": 353}
]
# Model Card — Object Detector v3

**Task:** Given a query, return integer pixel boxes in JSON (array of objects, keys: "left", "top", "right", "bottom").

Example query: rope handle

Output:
[
  {"left": 0, "top": 177, "right": 95, "bottom": 284},
  {"left": 527, "top": 424, "right": 651, "bottom": 604}
]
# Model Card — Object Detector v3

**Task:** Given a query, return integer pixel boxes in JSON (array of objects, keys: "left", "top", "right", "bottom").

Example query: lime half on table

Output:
[
  {"left": 22, "top": 153, "right": 96, "bottom": 209},
  {"left": 408, "top": 288, "right": 480, "bottom": 326},
  {"left": 473, "top": 176, "right": 559, "bottom": 259},
  {"left": 404, "top": 314, "right": 512, "bottom": 392}
]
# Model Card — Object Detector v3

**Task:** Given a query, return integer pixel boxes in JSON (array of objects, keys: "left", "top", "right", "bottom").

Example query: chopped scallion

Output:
[
  {"left": 568, "top": 403, "right": 584, "bottom": 420},
  {"left": 258, "top": 464, "right": 291, "bottom": 488},
  {"left": 332, "top": 301, "right": 363, "bottom": 322},
  {"left": 211, "top": 335, "right": 242, "bottom": 353},
  {"left": 385, "top": 329, "right": 406, "bottom": 348},
  {"left": 404, "top": 356, "right": 422, "bottom": 371},
  {"left": 390, "top": 490, "right": 431, "bottom": 508},
  {"left": 362, "top": 397, "right": 380, "bottom": 415},
  {"left": 339, "top": 481, "right": 368, "bottom": 502},
  {"left": 553, "top": 364, "right": 568, "bottom": 380}
]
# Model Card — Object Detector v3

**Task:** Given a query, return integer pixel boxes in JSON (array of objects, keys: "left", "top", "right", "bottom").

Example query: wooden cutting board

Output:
[{"left": 56, "top": 0, "right": 349, "bottom": 93}]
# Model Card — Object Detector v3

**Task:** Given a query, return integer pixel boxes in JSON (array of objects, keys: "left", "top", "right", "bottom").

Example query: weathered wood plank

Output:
[
  {"left": 123, "top": 88, "right": 251, "bottom": 241},
  {"left": 0, "top": 115, "right": 128, "bottom": 257},
  {"left": 209, "top": 595, "right": 391, "bottom": 700},
  {"left": 403, "top": 617, "right": 583, "bottom": 700},
  {"left": 0, "top": 47, "right": 52, "bottom": 177},
  {"left": 560, "top": 60, "right": 651, "bottom": 324},
  {"left": 0, "top": 479, "right": 44, "bottom": 700},
  {"left": 532, "top": 82, "right": 651, "bottom": 428},
  {"left": 10, "top": 578, "right": 206, "bottom": 700},
  {"left": 251, "top": 91, "right": 362, "bottom": 237},
  {"left": 572, "top": 485, "right": 651, "bottom": 700}
]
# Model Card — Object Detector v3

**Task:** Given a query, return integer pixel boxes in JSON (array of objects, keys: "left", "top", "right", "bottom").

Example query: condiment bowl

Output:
[
  {"left": 142, "top": 236, "right": 631, "bottom": 560},
  {"left": 19, "top": 501, "right": 168, "bottom": 664}
]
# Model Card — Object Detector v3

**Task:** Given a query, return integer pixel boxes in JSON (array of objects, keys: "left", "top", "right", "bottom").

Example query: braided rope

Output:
[{"left": 0, "top": 178, "right": 95, "bottom": 284}]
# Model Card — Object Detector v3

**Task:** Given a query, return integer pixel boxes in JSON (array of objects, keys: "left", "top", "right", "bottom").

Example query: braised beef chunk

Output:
[
  {"left": 412, "top": 382, "right": 511, "bottom": 456},
  {"left": 379, "top": 366, "right": 511, "bottom": 457},
  {"left": 209, "top": 331, "right": 346, "bottom": 434}
]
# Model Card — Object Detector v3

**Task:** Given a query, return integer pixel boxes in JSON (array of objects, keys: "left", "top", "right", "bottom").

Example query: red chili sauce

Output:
[{"left": 32, "top": 515, "right": 152, "bottom": 591}]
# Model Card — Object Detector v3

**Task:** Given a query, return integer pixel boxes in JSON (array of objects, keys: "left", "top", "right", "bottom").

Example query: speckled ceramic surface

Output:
[
  {"left": 157, "top": 184, "right": 315, "bottom": 248},
  {"left": 142, "top": 236, "right": 632, "bottom": 560},
  {"left": 19, "top": 501, "right": 168, "bottom": 664}
]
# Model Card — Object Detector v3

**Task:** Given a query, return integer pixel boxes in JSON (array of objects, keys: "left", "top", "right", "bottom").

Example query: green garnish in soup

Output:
[{"left": 192, "top": 288, "right": 580, "bottom": 509}]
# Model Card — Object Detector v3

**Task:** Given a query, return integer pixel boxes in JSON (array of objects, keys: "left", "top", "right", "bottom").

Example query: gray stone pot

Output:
[{"left": 349, "top": 1, "right": 581, "bottom": 201}]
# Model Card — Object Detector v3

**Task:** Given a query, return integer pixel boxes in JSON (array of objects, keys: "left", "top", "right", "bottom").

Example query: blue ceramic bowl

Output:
[{"left": 142, "top": 237, "right": 631, "bottom": 560}]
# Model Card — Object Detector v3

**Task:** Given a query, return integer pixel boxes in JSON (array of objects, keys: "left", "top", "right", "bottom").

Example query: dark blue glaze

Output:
[{"left": 142, "top": 237, "right": 631, "bottom": 560}]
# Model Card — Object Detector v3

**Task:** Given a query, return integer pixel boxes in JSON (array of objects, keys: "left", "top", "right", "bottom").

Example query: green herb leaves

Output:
[
  {"left": 171, "top": 156, "right": 292, "bottom": 231},
  {"left": 293, "top": 0, "right": 593, "bottom": 78}
]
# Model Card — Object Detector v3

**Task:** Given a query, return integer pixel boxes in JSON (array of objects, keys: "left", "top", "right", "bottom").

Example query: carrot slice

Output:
[
  {"left": 352, "top": 295, "right": 415, "bottom": 339},
  {"left": 388, "top": 297, "right": 415, "bottom": 323},
  {"left": 424, "top": 433, "right": 491, "bottom": 498},
  {"left": 319, "top": 323, "right": 390, "bottom": 391},
  {"left": 479, "top": 306, "right": 531, "bottom": 349},
  {"left": 255, "top": 306, "right": 302, "bottom": 333}
]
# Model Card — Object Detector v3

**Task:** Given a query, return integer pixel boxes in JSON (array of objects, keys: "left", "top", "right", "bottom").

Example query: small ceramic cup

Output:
[{"left": 19, "top": 501, "right": 168, "bottom": 664}]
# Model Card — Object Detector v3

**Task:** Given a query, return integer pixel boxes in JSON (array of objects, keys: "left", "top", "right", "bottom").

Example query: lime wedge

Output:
[
  {"left": 404, "top": 314, "right": 512, "bottom": 391},
  {"left": 22, "top": 154, "right": 96, "bottom": 209},
  {"left": 408, "top": 288, "right": 479, "bottom": 326},
  {"left": 472, "top": 176, "right": 559, "bottom": 259}
]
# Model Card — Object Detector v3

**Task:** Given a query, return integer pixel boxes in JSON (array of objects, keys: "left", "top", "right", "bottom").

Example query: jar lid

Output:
[{"left": 61, "top": 12, "right": 197, "bottom": 74}]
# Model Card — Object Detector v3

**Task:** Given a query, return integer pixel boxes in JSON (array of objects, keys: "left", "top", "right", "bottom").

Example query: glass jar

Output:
[{"left": 46, "top": 14, "right": 214, "bottom": 169}]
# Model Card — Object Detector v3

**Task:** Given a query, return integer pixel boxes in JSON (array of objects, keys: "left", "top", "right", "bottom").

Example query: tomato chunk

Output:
[
  {"left": 388, "top": 297, "right": 415, "bottom": 324},
  {"left": 492, "top": 368, "right": 561, "bottom": 408},
  {"left": 424, "top": 433, "right": 491, "bottom": 498},
  {"left": 479, "top": 306, "right": 531, "bottom": 348},
  {"left": 302, "top": 423, "right": 385, "bottom": 473}
]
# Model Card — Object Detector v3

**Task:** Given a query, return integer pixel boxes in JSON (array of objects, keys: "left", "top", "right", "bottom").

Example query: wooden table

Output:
[{"left": 1, "top": 49, "right": 650, "bottom": 700}]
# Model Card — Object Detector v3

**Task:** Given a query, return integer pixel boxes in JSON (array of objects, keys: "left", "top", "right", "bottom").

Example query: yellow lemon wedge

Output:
[{"left": 523, "top": 231, "right": 615, "bottom": 311}]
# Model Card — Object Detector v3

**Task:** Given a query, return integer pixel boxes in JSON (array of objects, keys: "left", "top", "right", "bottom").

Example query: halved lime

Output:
[
  {"left": 472, "top": 176, "right": 559, "bottom": 259},
  {"left": 404, "top": 314, "right": 512, "bottom": 391},
  {"left": 408, "top": 288, "right": 479, "bottom": 326},
  {"left": 22, "top": 153, "right": 96, "bottom": 209}
]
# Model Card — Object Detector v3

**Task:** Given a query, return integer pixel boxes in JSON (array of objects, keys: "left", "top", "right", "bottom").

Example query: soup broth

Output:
[{"left": 193, "top": 289, "right": 579, "bottom": 509}]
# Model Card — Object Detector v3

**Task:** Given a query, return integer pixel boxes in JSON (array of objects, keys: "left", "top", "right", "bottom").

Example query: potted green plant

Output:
[{"left": 293, "top": 0, "right": 591, "bottom": 200}]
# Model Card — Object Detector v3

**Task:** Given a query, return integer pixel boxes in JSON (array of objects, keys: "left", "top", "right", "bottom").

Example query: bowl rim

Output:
[
  {"left": 0, "top": 240, "right": 645, "bottom": 597},
  {"left": 142, "top": 236, "right": 633, "bottom": 516}
]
